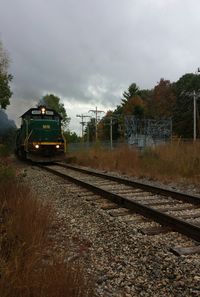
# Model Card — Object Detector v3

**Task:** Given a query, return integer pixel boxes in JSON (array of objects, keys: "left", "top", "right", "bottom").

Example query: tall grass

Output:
[
  {"left": 72, "top": 141, "right": 200, "bottom": 184},
  {"left": 0, "top": 163, "right": 94, "bottom": 297}
]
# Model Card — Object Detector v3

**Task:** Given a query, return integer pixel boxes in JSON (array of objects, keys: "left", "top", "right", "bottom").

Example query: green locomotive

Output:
[{"left": 16, "top": 106, "right": 66, "bottom": 162}]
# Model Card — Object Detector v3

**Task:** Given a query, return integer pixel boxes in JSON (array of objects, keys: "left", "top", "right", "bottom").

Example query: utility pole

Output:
[
  {"left": 183, "top": 90, "right": 200, "bottom": 142},
  {"left": 110, "top": 116, "right": 113, "bottom": 150},
  {"left": 89, "top": 107, "right": 104, "bottom": 141},
  {"left": 87, "top": 124, "right": 89, "bottom": 144},
  {"left": 103, "top": 115, "right": 119, "bottom": 150},
  {"left": 183, "top": 69, "right": 200, "bottom": 141},
  {"left": 193, "top": 90, "right": 197, "bottom": 141},
  {"left": 193, "top": 68, "right": 200, "bottom": 141},
  {"left": 76, "top": 114, "right": 91, "bottom": 139}
]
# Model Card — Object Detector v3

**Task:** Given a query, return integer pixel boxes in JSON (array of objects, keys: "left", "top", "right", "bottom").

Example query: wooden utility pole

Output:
[
  {"left": 110, "top": 116, "right": 113, "bottom": 149},
  {"left": 76, "top": 114, "right": 91, "bottom": 139},
  {"left": 89, "top": 107, "right": 104, "bottom": 141},
  {"left": 193, "top": 91, "right": 197, "bottom": 141}
]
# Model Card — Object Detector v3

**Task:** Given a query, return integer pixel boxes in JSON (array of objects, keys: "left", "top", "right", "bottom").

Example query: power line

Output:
[
  {"left": 102, "top": 115, "right": 120, "bottom": 149},
  {"left": 76, "top": 114, "right": 91, "bottom": 138},
  {"left": 89, "top": 107, "right": 105, "bottom": 141}
]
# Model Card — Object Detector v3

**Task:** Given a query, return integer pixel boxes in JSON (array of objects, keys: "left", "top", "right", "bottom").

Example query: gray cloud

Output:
[{"left": 1, "top": 0, "right": 200, "bottom": 132}]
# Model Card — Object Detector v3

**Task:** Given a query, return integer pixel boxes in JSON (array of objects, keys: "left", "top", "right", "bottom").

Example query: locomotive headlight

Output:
[
  {"left": 56, "top": 145, "right": 60, "bottom": 149},
  {"left": 35, "top": 144, "right": 39, "bottom": 149},
  {"left": 41, "top": 107, "right": 46, "bottom": 114}
]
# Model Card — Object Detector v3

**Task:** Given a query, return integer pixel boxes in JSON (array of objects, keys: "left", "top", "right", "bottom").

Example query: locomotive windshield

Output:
[
  {"left": 31, "top": 108, "right": 54, "bottom": 116},
  {"left": 30, "top": 115, "right": 59, "bottom": 120}
]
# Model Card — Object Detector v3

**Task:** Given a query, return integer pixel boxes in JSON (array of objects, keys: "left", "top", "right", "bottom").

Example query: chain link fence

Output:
[
  {"left": 67, "top": 117, "right": 172, "bottom": 152},
  {"left": 67, "top": 140, "right": 125, "bottom": 153},
  {"left": 125, "top": 117, "right": 172, "bottom": 149}
]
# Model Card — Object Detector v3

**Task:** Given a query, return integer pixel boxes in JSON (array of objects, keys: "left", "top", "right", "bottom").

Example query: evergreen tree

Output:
[{"left": 121, "top": 83, "right": 140, "bottom": 106}]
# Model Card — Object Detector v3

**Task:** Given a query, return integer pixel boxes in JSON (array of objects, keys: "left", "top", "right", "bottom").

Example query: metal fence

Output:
[
  {"left": 67, "top": 140, "right": 125, "bottom": 153},
  {"left": 125, "top": 117, "right": 172, "bottom": 149},
  {"left": 67, "top": 117, "right": 173, "bottom": 152}
]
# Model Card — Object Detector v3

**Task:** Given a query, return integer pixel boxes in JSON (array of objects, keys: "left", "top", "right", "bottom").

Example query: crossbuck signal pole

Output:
[
  {"left": 89, "top": 107, "right": 105, "bottom": 141},
  {"left": 76, "top": 114, "right": 91, "bottom": 139}
]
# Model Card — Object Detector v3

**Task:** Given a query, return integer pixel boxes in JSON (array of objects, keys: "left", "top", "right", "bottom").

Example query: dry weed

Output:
[
  {"left": 72, "top": 141, "right": 200, "bottom": 186},
  {"left": 0, "top": 163, "right": 94, "bottom": 297}
]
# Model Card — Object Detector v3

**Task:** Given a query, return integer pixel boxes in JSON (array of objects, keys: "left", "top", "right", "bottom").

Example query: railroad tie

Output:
[{"left": 170, "top": 245, "right": 200, "bottom": 256}]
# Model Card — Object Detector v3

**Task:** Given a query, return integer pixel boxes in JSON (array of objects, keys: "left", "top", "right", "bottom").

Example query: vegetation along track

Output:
[{"left": 39, "top": 162, "right": 200, "bottom": 246}]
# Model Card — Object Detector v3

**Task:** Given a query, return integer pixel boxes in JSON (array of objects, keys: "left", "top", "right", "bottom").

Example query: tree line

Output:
[{"left": 84, "top": 75, "right": 200, "bottom": 141}]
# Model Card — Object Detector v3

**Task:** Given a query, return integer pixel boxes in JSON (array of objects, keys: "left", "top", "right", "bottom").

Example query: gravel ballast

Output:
[{"left": 21, "top": 164, "right": 200, "bottom": 297}]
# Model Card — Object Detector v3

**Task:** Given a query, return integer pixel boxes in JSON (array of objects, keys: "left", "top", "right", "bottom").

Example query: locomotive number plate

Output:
[{"left": 43, "top": 125, "right": 50, "bottom": 129}]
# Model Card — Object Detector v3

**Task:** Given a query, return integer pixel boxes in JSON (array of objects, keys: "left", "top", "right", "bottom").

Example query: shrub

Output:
[
  {"left": 72, "top": 141, "right": 200, "bottom": 184},
  {"left": 0, "top": 165, "right": 94, "bottom": 297}
]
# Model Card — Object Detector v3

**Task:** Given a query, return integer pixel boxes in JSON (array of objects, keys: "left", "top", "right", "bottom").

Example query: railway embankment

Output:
[{"left": 21, "top": 161, "right": 200, "bottom": 297}]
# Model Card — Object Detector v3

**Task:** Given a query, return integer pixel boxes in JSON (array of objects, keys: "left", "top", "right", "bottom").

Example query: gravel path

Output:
[{"left": 20, "top": 163, "right": 200, "bottom": 297}]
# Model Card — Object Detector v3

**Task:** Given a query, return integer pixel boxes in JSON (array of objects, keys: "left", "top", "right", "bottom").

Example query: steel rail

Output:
[
  {"left": 55, "top": 163, "right": 200, "bottom": 205},
  {"left": 40, "top": 165, "right": 200, "bottom": 242}
]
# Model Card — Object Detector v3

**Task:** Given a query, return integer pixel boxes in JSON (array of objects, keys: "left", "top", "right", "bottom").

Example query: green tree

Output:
[
  {"left": 64, "top": 131, "right": 81, "bottom": 143},
  {"left": 122, "top": 95, "right": 145, "bottom": 117},
  {"left": 84, "top": 118, "right": 96, "bottom": 142},
  {"left": 112, "top": 106, "right": 124, "bottom": 140},
  {"left": 0, "top": 41, "right": 12, "bottom": 109},
  {"left": 98, "top": 110, "right": 113, "bottom": 141},
  {"left": 0, "top": 41, "right": 9, "bottom": 72},
  {"left": 0, "top": 73, "right": 13, "bottom": 109},
  {"left": 121, "top": 83, "right": 140, "bottom": 106},
  {"left": 120, "top": 83, "right": 146, "bottom": 118},
  {"left": 42, "top": 94, "right": 70, "bottom": 128},
  {"left": 173, "top": 73, "right": 200, "bottom": 138},
  {"left": 150, "top": 78, "right": 176, "bottom": 118},
  {"left": 139, "top": 89, "right": 153, "bottom": 102}
]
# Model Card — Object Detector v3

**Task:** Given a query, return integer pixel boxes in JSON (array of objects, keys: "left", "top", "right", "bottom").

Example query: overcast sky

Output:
[{"left": 1, "top": 0, "right": 200, "bottom": 134}]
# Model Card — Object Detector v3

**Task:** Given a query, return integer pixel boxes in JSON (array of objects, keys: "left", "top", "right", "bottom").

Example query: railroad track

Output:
[{"left": 39, "top": 162, "right": 200, "bottom": 255}]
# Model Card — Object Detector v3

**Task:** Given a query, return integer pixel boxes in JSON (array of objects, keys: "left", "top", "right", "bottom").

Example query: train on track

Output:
[{"left": 15, "top": 105, "right": 66, "bottom": 162}]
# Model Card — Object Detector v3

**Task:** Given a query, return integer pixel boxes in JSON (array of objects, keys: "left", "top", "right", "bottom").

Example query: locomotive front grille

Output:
[
  {"left": 30, "top": 142, "right": 64, "bottom": 156},
  {"left": 32, "top": 142, "right": 63, "bottom": 146}
]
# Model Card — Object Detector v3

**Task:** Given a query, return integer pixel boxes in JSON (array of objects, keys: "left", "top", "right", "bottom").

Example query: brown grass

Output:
[
  {"left": 71, "top": 141, "right": 200, "bottom": 185},
  {"left": 0, "top": 163, "right": 94, "bottom": 297}
]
